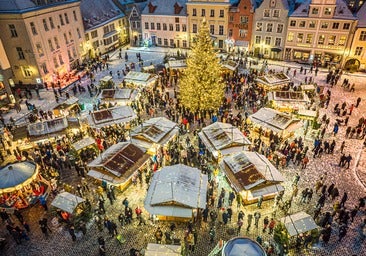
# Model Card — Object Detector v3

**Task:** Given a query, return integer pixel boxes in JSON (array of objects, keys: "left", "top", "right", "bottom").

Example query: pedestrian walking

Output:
[
  {"left": 257, "top": 195, "right": 263, "bottom": 209},
  {"left": 246, "top": 214, "right": 253, "bottom": 231},
  {"left": 69, "top": 225, "right": 76, "bottom": 241},
  {"left": 98, "top": 236, "right": 106, "bottom": 256},
  {"left": 263, "top": 216, "right": 269, "bottom": 233},
  {"left": 209, "top": 227, "right": 215, "bottom": 244},
  {"left": 254, "top": 212, "right": 261, "bottom": 228},
  {"left": 154, "top": 227, "right": 163, "bottom": 244},
  {"left": 268, "top": 218, "right": 276, "bottom": 234}
]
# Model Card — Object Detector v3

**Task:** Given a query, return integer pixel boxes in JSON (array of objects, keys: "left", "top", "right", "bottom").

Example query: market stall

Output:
[
  {"left": 53, "top": 96, "right": 80, "bottom": 117},
  {"left": 255, "top": 72, "right": 291, "bottom": 91},
  {"left": 98, "top": 88, "right": 139, "bottom": 106},
  {"left": 0, "top": 161, "right": 50, "bottom": 209},
  {"left": 280, "top": 212, "right": 318, "bottom": 237},
  {"left": 86, "top": 106, "right": 137, "bottom": 129},
  {"left": 122, "top": 71, "right": 157, "bottom": 89},
  {"left": 144, "top": 164, "right": 208, "bottom": 221},
  {"left": 27, "top": 116, "right": 69, "bottom": 137},
  {"left": 248, "top": 108, "right": 302, "bottom": 145},
  {"left": 220, "top": 151, "right": 285, "bottom": 204},
  {"left": 267, "top": 91, "right": 311, "bottom": 113},
  {"left": 51, "top": 192, "right": 85, "bottom": 214},
  {"left": 87, "top": 142, "right": 150, "bottom": 190},
  {"left": 99, "top": 75, "right": 114, "bottom": 89},
  {"left": 145, "top": 243, "right": 181, "bottom": 256},
  {"left": 221, "top": 60, "right": 239, "bottom": 73},
  {"left": 130, "top": 117, "right": 179, "bottom": 155},
  {"left": 198, "top": 122, "right": 251, "bottom": 159}
]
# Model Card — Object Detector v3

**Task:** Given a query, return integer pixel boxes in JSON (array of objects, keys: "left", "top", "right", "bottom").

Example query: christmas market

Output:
[{"left": 86, "top": 105, "right": 137, "bottom": 129}]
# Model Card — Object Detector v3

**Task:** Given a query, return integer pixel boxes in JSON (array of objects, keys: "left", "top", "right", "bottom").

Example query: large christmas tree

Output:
[{"left": 179, "top": 20, "right": 225, "bottom": 113}]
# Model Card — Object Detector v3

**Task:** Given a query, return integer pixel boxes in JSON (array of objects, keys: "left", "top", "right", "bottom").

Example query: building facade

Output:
[
  {"left": 251, "top": 0, "right": 289, "bottom": 59},
  {"left": 81, "top": 0, "right": 129, "bottom": 58},
  {"left": 129, "top": 3, "right": 148, "bottom": 47},
  {"left": 228, "top": 0, "right": 254, "bottom": 54},
  {"left": 0, "top": 39, "right": 15, "bottom": 106},
  {"left": 284, "top": 0, "right": 357, "bottom": 67},
  {"left": 141, "top": 0, "right": 189, "bottom": 48},
  {"left": 0, "top": 0, "right": 85, "bottom": 86},
  {"left": 186, "top": 0, "right": 231, "bottom": 49},
  {"left": 346, "top": 2, "right": 366, "bottom": 71}
]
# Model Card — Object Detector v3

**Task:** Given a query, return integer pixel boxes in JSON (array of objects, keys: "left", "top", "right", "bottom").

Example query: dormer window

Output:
[{"left": 174, "top": 2, "right": 183, "bottom": 15}]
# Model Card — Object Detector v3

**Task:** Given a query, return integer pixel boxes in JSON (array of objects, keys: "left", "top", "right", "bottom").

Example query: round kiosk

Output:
[
  {"left": 0, "top": 161, "right": 50, "bottom": 209},
  {"left": 222, "top": 237, "right": 267, "bottom": 256}
]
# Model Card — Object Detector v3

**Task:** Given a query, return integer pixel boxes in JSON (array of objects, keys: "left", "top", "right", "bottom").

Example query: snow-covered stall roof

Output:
[
  {"left": 72, "top": 137, "right": 96, "bottom": 151},
  {"left": 51, "top": 192, "right": 85, "bottom": 214},
  {"left": 255, "top": 72, "right": 291, "bottom": 89},
  {"left": 267, "top": 91, "right": 310, "bottom": 104},
  {"left": 27, "top": 117, "right": 68, "bottom": 136},
  {"left": 167, "top": 59, "right": 187, "bottom": 69},
  {"left": 281, "top": 212, "right": 319, "bottom": 237},
  {"left": 99, "top": 88, "right": 138, "bottom": 101},
  {"left": 221, "top": 151, "right": 284, "bottom": 191},
  {"left": 198, "top": 122, "right": 251, "bottom": 157},
  {"left": 144, "top": 164, "right": 208, "bottom": 218},
  {"left": 145, "top": 243, "right": 181, "bottom": 256},
  {"left": 249, "top": 108, "right": 301, "bottom": 133},
  {"left": 130, "top": 117, "right": 179, "bottom": 148},
  {"left": 87, "top": 142, "right": 150, "bottom": 184},
  {"left": 87, "top": 106, "right": 137, "bottom": 128}
]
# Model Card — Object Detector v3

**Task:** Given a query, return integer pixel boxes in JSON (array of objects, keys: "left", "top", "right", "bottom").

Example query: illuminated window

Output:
[
  {"left": 306, "top": 34, "right": 313, "bottom": 44},
  {"left": 328, "top": 35, "right": 336, "bottom": 45},
  {"left": 339, "top": 36, "right": 346, "bottom": 46},
  {"left": 287, "top": 32, "right": 294, "bottom": 42},
  {"left": 324, "top": 8, "right": 332, "bottom": 15},
  {"left": 22, "top": 66, "right": 32, "bottom": 77},
  {"left": 297, "top": 33, "right": 304, "bottom": 43},
  {"left": 318, "top": 35, "right": 325, "bottom": 45}
]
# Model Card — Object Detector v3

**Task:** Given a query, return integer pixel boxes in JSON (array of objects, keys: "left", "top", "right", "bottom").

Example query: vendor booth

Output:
[
  {"left": 255, "top": 73, "right": 291, "bottom": 91},
  {"left": 122, "top": 71, "right": 157, "bottom": 89},
  {"left": 198, "top": 122, "right": 251, "bottom": 159},
  {"left": 53, "top": 96, "right": 80, "bottom": 117},
  {"left": 27, "top": 117, "right": 69, "bottom": 137},
  {"left": 87, "top": 142, "right": 150, "bottom": 190},
  {"left": 0, "top": 161, "right": 50, "bottom": 209},
  {"left": 220, "top": 151, "right": 285, "bottom": 204},
  {"left": 221, "top": 60, "right": 239, "bottom": 72},
  {"left": 98, "top": 88, "right": 139, "bottom": 106},
  {"left": 280, "top": 212, "right": 318, "bottom": 237},
  {"left": 145, "top": 243, "right": 181, "bottom": 256},
  {"left": 87, "top": 106, "right": 137, "bottom": 129},
  {"left": 248, "top": 108, "right": 302, "bottom": 145},
  {"left": 144, "top": 164, "right": 208, "bottom": 221},
  {"left": 130, "top": 117, "right": 179, "bottom": 155},
  {"left": 267, "top": 91, "right": 310, "bottom": 113},
  {"left": 51, "top": 192, "right": 85, "bottom": 214},
  {"left": 99, "top": 76, "right": 114, "bottom": 89}
]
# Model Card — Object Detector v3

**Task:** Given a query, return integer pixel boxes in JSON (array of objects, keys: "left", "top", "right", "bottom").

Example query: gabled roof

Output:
[
  {"left": 142, "top": 0, "right": 188, "bottom": 16},
  {"left": 357, "top": 1, "right": 366, "bottom": 27},
  {"left": 80, "top": 0, "right": 125, "bottom": 30},
  {"left": 0, "top": 0, "right": 80, "bottom": 14},
  {"left": 256, "top": 0, "right": 289, "bottom": 11},
  {"left": 144, "top": 164, "right": 208, "bottom": 218}
]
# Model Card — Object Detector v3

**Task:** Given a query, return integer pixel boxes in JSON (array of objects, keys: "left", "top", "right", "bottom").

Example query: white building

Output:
[{"left": 141, "top": 0, "right": 189, "bottom": 48}]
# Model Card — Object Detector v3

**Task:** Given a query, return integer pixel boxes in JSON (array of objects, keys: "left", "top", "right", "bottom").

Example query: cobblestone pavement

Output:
[{"left": 1, "top": 47, "right": 366, "bottom": 256}]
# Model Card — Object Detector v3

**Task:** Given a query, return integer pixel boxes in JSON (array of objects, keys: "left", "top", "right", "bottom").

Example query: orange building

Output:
[{"left": 227, "top": 0, "right": 254, "bottom": 54}]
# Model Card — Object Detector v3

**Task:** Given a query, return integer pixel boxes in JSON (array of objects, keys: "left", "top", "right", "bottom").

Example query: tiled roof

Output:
[
  {"left": 0, "top": 0, "right": 79, "bottom": 14},
  {"left": 291, "top": 0, "right": 356, "bottom": 19},
  {"left": 80, "top": 0, "right": 125, "bottom": 30},
  {"left": 142, "top": 0, "right": 187, "bottom": 16},
  {"left": 357, "top": 1, "right": 366, "bottom": 27}
]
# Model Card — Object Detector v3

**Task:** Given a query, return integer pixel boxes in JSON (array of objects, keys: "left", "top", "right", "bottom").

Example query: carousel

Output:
[
  {"left": 144, "top": 164, "right": 208, "bottom": 221},
  {"left": 130, "top": 117, "right": 179, "bottom": 155},
  {"left": 198, "top": 122, "right": 251, "bottom": 160},
  {"left": 87, "top": 142, "right": 150, "bottom": 190},
  {"left": 248, "top": 108, "right": 302, "bottom": 145},
  {"left": 0, "top": 161, "right": 50, "bottom": 209},
  {"left": 220, "top": 151, "right": 285, "bottom": 204}
]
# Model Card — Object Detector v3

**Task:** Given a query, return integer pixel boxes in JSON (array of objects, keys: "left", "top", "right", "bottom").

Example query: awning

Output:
[
  {"left": 51, "top": 192, "right": 85, "bottom": 214},
  {"left": 280, "top": 212, "right": 318, "bottom": 236},
  {"left": 271, "top": 47, "right": 282, "bottom": 52}
]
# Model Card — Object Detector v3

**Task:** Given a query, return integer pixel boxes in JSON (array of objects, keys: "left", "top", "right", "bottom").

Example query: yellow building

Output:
[
  {"left": 186, "top": 0, "right": 231, "bottom": 49},
  {"left": 284, "top": 0, "right": 357, "bottom": 67},
  {"left": 0, "top": 0, "right": 85, "bottom": 86},
  {"left": 345, "top": 2, "right": 366, "bottom": 71},
  {"left": 80, "top": 0, "right": 129, "bottom": 59}
]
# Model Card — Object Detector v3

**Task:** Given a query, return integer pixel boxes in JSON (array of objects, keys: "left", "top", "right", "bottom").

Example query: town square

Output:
[{"left": 0, "top": 0, "right": 366, "bottom": 256}]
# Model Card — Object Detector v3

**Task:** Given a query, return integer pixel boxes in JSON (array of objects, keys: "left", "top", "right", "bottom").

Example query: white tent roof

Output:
[
  {"left": 199, "top": 122, "right": 251, "bottom": 152},
  {"left": 249, "top": 108, "right": 301, "bottom": 133},
  {"left": 131, "top": 117, "right": 179, "bottom": 146},
  {"left": 144, "top": 164, "right": 208, "bottom": 218},
  {"left": 99, "top": 88, "right": 138, "bottom": 100},
  {"left": 145, "top": 243, "right": 181, "bottom": 256},
  {"left": 280, "top": 212, "right": 319, "bottom": 236},
  {"left": 167, "top": 59, "right": 187, "bottom": 69},
  {"left": 87, "top": 106, "right": 137, "bottom": 128},
  {"left": 124, "top": 71, "right": 153, "bottom": 82},
  {"left": 255, "top": 72, "right": 291, "bottom": 88},
  {"left": 28, "top": 117, "right": 68, "bottom": 136},
  {"left": 51, "top": 192, "right": 85, "bottom": 214},
  {"left": 72, "top": 137, "right": 95, "bottom": 151}
]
